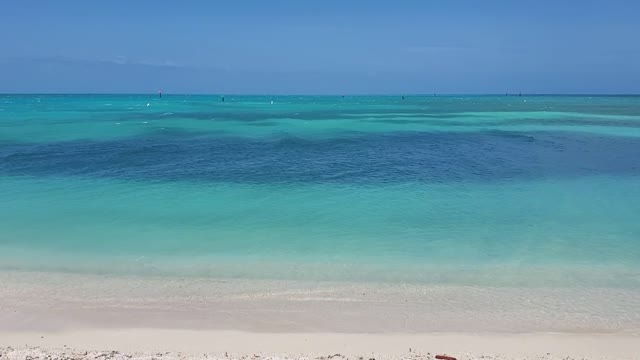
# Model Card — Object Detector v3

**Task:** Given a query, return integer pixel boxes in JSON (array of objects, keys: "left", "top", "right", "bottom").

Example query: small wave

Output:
[
  {"left": 162, "top": 112, "right": 174, "bottom": 116},
  {"left": 486, "top": 130, "right": 535, "bottom": 142}
]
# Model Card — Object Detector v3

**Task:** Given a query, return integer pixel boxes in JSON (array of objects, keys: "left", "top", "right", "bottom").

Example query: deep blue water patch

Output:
[
  {"left": 0, "top": 131, "right": 640, "bottom": 183},
  {"left": 1, "top": 131, "right": 640, "bottom": 184}
]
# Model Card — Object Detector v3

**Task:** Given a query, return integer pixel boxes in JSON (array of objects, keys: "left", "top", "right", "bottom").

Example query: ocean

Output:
[{"left": 1, "top": 94, "right": 639, "bottom": 287}]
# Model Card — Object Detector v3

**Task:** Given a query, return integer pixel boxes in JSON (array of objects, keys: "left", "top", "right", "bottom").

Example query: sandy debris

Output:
[{"left": 0, "top": 347, "right": 599, "bottom": 360}]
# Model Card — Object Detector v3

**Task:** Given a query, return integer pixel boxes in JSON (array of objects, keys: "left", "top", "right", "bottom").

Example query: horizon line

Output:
[{"left": 2, "top": 92, "right": 640, "bottom": 97}]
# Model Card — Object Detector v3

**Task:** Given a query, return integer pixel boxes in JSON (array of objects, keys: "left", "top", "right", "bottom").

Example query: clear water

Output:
[{"left": 1, "top": 94, "right": 639, "bottom": 286}]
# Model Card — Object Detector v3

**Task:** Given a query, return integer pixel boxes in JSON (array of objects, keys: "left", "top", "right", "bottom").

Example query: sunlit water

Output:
[{"left": 1, "top": 94, "right": 639, "bottom": 287}]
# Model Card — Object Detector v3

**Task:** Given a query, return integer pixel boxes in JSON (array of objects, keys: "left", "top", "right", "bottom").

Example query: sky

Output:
[{"left": 1, "top": 0, "right": 639, "bottom": 94}]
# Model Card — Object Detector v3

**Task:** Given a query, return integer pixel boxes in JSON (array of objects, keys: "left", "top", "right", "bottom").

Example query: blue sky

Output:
[{"left": 1, "top": 0, "right": 639, "bottom": 94}]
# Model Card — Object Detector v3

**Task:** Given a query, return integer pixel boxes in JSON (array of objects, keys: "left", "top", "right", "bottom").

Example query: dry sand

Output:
[{"left": 2, "top": 331, "right": 640, "bottom": 360}]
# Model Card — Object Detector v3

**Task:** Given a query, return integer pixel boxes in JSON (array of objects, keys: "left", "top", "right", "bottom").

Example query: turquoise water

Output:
[{"left": 1, "top": 94, "right": 639, "bottom": 286}]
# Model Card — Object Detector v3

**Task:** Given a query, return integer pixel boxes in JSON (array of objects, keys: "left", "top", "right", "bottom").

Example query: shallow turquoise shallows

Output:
[{"left": 1, "top": 94, "right": 639, "bottom": 286}]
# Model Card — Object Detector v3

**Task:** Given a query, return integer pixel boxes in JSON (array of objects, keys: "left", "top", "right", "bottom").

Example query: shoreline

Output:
[
  {"left": 2, "top": 271, "right": 640, "bottom": 333},
  {"left": 2, "top": 270, "right": 640, "bottom": 359}
]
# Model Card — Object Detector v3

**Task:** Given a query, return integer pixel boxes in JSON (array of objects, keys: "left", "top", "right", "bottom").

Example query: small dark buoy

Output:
[
  {"left": 222, "top": 96, "right": 225, "bottom": 102},
  {"left": 402, "top": 96, "right": 405, "bottom": 100}
]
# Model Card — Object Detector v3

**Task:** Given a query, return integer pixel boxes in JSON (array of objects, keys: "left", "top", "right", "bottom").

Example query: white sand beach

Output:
[
  {"left": 1, "top": 271, "right": 640, "bottom": 359},
  {"left": 2, "top": 331, "right": 640, "bottom": 360}
]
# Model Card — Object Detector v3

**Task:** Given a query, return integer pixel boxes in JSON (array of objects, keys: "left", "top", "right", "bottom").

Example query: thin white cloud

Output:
[
  {"left": 0, "top": 56, "right": 181, "bottom": 68},
  {"left": 106, "top": 56, "right": 179, "bottom": 68}
]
